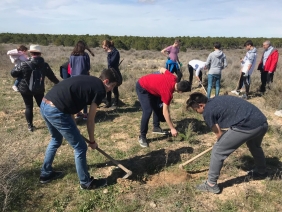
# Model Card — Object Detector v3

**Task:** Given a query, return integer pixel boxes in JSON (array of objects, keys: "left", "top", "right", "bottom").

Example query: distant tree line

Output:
[{"left": 1, "top": 33, "right": 282, "bottom": 51}]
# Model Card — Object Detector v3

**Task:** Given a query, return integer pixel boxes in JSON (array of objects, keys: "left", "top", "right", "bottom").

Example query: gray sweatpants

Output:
[{"left": 208, "top": 122, "right": 268, "bottom": 184}]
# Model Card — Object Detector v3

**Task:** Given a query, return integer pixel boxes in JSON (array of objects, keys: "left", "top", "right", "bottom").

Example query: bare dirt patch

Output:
[{"left": 146, "top": 169, "right": 191, "bottom": 187}]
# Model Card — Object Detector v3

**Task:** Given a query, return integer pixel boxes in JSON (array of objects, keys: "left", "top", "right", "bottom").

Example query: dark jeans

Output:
[
  {"left": 260, "top": 70, "right": 274, "bottom": 92},
  {"left": 20, "top": 93, "right": 44, "bottom": 126},
  {"left": 168, "top": 65, "right": 182, "bottom": 82},
  {"left": 61, "top": 67, "right": 70, "bottom": 80},
  {"left": 208, "top": 122, "right": 268, "bottom": 184},
  {"left": 107, "top": 86, "right": 119, "bottom": 104},
  {"left": 236, "top": 73, "right": 250, "bottom": 95},
  {"left": 188, "top": 65, "right": 194, "bottom": 83},
  {"left": 136, "top": 82, "right": 160, "bottom": 138}
]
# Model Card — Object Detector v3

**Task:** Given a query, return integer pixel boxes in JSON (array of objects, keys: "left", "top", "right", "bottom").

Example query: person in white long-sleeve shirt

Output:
[{"left": 188, "top": 59, "right": 206, "bottom": 87}]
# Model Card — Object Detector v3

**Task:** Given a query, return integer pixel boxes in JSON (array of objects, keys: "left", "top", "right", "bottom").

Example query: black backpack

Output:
[{"left": 25, "top": 61, "right": 44, "bottom": 93}]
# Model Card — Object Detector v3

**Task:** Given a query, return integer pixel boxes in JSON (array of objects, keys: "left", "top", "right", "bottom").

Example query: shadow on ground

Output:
[
  {"left": 175, "top": 118, "right": 210, "bottom": 135},
  {"left": 92, "top": 146, "right": 194, "bottom": 185},
  {"left": 219, "top": 155, "right": 282, "bottom": 191}
]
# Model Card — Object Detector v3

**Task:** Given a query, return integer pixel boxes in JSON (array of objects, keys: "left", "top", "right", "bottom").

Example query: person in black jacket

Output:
[
  {"left": 102, "top": 40, "right": 122, "bottom": 107},
  {"left": 11, "top": 44, "right": 59, "bottom": 131}
]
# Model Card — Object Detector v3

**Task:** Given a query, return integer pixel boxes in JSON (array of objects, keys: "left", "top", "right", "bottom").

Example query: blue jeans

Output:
[
  {"left": 207, "top": 74, "right": 221, "bottom": 98},
  {"left": 61, "top": 68, "right": 70, "bottom": 80},
  {"left": 40, "top": 102, "right": 90, "bottom": 185},
  {"left": 136, "top": 82, "right": 160, "bottom": 138}
]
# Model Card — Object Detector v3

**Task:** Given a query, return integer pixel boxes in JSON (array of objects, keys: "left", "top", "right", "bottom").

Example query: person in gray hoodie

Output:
[
  {"left": 231, "top": 40, "right": 257, "bottom": 99},
  {"left": 205, "top": 42, "right": 227, "bottom": 98}
]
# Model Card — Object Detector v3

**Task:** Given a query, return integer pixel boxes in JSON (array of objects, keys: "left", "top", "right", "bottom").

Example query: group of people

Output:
[{"left": 8, "top": 38, "right": 279, "bottom": 193}]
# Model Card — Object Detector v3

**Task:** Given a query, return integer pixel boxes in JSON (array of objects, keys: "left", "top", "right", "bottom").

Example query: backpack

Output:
[{"left": 25, "top": 61, "right": 44, "bottom": 93}]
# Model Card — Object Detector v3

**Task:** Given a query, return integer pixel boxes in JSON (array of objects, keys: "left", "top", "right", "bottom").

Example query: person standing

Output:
[
  {"left": 231, "top": 40, "right": 257, "bottom": 99},
  {"left": 69, "top": 41, "right": 94, "bottom": 120},
  {"left": 257, "top": 40, "right": 279, "bottom": 93},
  {"left": 11, "top": 45, "right": 59, "bottom": 131},
  {"left": 161, "top": 39, "right": 183, "bottom": 82},
  {"left": 39, "top": 69, "right": 120, "bottom": 189},
  {"left": 59, "top": 60, "right": 70, "bottom": 80},
  {"left": 205, "top": 42, "right": 227, "bottom": 98},
  {"left": 102, "top": 40, "right": 122, "bottom": 107},
  {"left": 186, "top": 92, "right": 268, "bottom": 194},
  {"left": 188, "top": 59, "right": 206, "bottom": 87},
  {"left": 136, "top": 67, "right": 191, "bottom": 147}
]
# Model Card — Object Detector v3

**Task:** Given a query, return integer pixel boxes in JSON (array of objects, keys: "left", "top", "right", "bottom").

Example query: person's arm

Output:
[
  {"left": 87, "top": 102, "right": 98, "bottom": 149},
  {"left": 268, "top": 51, "right": 279, "bottom": 73},
  {"left": 10, "top": 63, "right": 22, "bottom": 78},
  {"left": 161, "top": 46, "right": 170, "bottom": 57},
  {"left": 45, "top": 63, "right": 60, "bottom": 84},
  {"left": 223, "top": 54, "right": 228, "bottom": 69},
  {"left": 195, "top": 67, "right": 201, "bottom": 82},
  {"left": 159, "top": 67, "right": 167, "bottom": 74},
  {"left": 211, "top": 124, "right": 223, "bottom": 140},
  {"left": 86, "top": 46, "right": 95, "bottom": 57},
  {"left": 205, "top": 54, "right": 211, "bottom": 69},
  {"left": 162, "top": 103, "right": 177, "bottom": 136}
]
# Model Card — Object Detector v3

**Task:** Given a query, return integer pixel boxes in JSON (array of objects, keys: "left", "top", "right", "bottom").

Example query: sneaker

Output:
[
  {"left": 80, "top": 177, "right": 107, "bottom": 190},
  {"left": 39, "top": 171, "right": 63, "bottom": 184},
  {"left": 138, "top": 136, "right": 148, "bottom": 148},
  {"left": 12, "top": 85, "right": 19, "bottom": 92},
  {"left": 231, "top": 90, "right": 240, "bottom": 95},
  {"left": 82, "top": 113, "right": 88, "bottom": 120},
  {"left": 247, "top": 169, "right": 268, "bottom": 180},
  {"left": 112, "top": 101, "right": 118, "bottom": 107},
  {"left": 274, "top": 110, "right": 282, "bottom": 117},
  {"left": 196, "top": 181, "right": 221, "bottom": 194},
  {"left": 152, "top": 127, "right": 168, "bottom": 135},
  {"left": 104, "top": 103, "right": 112, "bottom": 108},
  {"left": 28, "top": 124, "right": 35, "bottom": 132}
]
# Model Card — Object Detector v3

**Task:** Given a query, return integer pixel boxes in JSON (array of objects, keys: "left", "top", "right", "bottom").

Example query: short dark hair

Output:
[
  {"left": 186, "top": 92, "right": 208, "bottom": 110},
  {"left": 99, "top": 68, "right": 121, "bottom": 86},
  {"left": 176, "top": 80, "right": 191, "bottom": 92},
  {"left": 244, "top": 40, "right": 253, "bottom": 47},
  {"left": 214, "top": 42, "right": 221, "bottom": 49}
]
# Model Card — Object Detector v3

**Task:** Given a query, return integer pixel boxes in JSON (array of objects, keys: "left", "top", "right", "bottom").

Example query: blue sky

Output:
[{"left": 1, "top": 0, "right": 281, "bottom": 37}]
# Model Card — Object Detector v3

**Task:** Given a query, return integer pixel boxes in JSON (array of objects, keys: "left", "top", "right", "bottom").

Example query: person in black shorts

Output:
[
  {"left": 186, "top": 92, "right": 268, "bottom": 194},
  {"left": 39, "top": 68, "right": 120, "bottom": 190}
]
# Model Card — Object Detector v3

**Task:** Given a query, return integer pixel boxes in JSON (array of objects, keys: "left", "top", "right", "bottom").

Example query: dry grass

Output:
[{"left": 0, "top": 43, "right": 282, "bottom": 211}]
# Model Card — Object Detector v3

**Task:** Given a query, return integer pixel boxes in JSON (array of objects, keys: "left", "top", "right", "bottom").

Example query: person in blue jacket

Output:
[
  {"left": 69, "top": 41, "right": 94, "bottom": 119},
  {"left": 102, "top": 40, "right": 122, "bottom": 107}
]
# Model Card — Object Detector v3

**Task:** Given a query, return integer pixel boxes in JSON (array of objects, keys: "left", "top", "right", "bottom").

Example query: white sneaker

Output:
[
  {"left": 231, "top": 90, "right": 240, "bottom": 95},
  {"left": 274, "top": 110, "right": 282, "bottom": 117},
  {"left": 12, "top": 85, "right": 19, "bottom": 92}
]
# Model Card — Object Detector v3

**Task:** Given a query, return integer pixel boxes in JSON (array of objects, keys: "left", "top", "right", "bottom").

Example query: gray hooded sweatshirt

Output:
[{"left": 206, "top": 50, "right": 227, "bottom": 75}]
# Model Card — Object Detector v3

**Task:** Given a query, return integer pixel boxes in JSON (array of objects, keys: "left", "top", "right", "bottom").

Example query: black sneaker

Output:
[
  {"left": 80, "top": 177, "right": 107, "bottom": 190},
  {"left": 39, "top": 171, "right": 63, "bottom": 184},
  {"left": 28, "top": 124, "right": 35, "bottom": 132},
  {"left": 112, "top": 101, "right": 118, "bottom": 107},
  {"left": 196, "top": 181, "right": 221, "bottom": 194},
  {"left": 138, "top": 136, "right": 148, "bottom": 148},
  {"left": 247, "top": 169, "right": 268, "bottom": 180},
  {"left": 104, "top": 103, "right": 112, "bottom": 108},
  {"left": 152, "top": 127, "right": 168, "bottom": 135}
]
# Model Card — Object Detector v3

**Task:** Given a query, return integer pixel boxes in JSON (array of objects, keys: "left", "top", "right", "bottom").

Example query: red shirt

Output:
[{"left": 139, "top": 70, "right": 177, "bottom": 105}]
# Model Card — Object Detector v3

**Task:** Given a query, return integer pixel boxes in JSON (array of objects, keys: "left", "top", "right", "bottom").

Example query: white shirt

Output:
[{"left": 188, "top": 60, "right": 206, "bottom": 76}]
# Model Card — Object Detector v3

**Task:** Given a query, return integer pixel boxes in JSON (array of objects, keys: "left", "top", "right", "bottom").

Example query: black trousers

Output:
[
  {"left": 236, "top": 73, "right": 250, "bottom": 95},
  {"left": 188, "top": 65, "right": 202, "bottom": 83},
  {"left": 168, "top": 65, "right": 182, "bottom": 82},
  {"left": 260, "top": 70, "right": 274, "bottom": 92},
  {"left": 20, "top": 93, "right": 44, "bottom": 126}
]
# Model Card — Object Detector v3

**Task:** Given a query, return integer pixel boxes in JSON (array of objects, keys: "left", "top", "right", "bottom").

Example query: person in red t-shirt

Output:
[{"left": 136, "top": 67, "right": 191, "bottom": 147}]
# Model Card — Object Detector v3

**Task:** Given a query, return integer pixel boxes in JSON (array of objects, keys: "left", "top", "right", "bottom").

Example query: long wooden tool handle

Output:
[
  {"left": 179, "top": 147, "right": 213, "bottom": 168},
  {"left": 81, "top": 135, "right": 132, "bottom": 174},
  {"left": 201, "top": 83, "right": 207, "bottom": 94}
]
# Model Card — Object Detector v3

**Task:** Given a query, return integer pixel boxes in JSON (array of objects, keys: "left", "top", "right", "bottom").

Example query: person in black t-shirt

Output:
[
  {"left": 186, "top": 92, "right": 268, "bottom": 194},
  {"left": 39, "top": 68, "right": 120, "bottom": 190}
]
